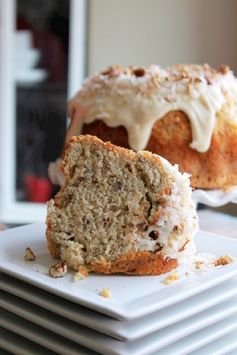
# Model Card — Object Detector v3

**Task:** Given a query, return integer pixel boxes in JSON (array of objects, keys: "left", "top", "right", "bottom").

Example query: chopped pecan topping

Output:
[
  {"left": 218, "top": 65, "right": 229, "bottom": 75},
  {"left": 24, "top": 247, "right": 36, "bottom": 261},
  {"left": 173, "top": 223, "right": 184, "bottom": 234},
  {"left": 149, "top": 230, "right": 159, "bottom": 240},
  {"left": 194, "top": 77, "right": 202, "bottom": 84},
  {"left": 132, "top": 67, "right": 146, "bottom": 77},
  {"left": 49, "top": 261, "right": 67, "bottom": 278},
  {"left": 101, "top": 65, "right": 122, "bottom": 78},
  {"left": 137, "top": 221, "right": 148, "bottom": 232},
  {"left": 213, "top": 255, "right": 234, "bottom": 267},
  {"left": 206, "top": 77, "right": 212, "bottom": 85},
  {"left": 156, "top": 243, "right": 163, "bottom": 252}
]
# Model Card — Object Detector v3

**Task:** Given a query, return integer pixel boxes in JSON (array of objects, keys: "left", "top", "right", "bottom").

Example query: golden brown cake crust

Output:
[
  {"left": 46, "top": 218, "right": 59, "bottom": 258},
  {"left": 89, "top": 251, "right": 178, "bottom": 275},
  {"left": 82, "top": 111, "right": 237, "bottom": 189},
  {"left": 46, "top": 224, "right": 178, "bottom": 274},
  {"left": 46, "top": 225, "right": 178, "bottom": 274}
]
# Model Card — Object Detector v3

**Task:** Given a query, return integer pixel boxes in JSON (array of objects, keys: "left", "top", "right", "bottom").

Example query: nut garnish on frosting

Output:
[{"left": 68, "top": 64, "right": 237, "bottom": 153}]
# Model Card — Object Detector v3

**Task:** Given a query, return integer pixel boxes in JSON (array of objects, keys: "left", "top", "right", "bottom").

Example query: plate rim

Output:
[
  {"left": 1, "top": 304, "right": 237, "bottom": 355},
  {"left": 1, "top": 271, "right": 237, "bottom": 341},
  {"left": 1, "top": 222, "right": 237, "bottom": 321}
]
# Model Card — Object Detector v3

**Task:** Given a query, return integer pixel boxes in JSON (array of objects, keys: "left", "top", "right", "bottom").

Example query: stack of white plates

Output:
[
  {"left": 1, "top": 223, "right": 237, "bottom": 354},
  {"left": 14, "top": 30, "right": 47, "bottom": 85}
]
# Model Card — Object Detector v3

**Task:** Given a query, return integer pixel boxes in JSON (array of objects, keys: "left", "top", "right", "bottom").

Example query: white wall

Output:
[{"left": 87, "top": 0, "right": 237, "bottom": 75}]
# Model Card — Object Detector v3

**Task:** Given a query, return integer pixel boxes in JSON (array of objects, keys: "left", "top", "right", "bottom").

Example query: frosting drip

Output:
[{"left": 68, "top": 64, "right": 237, "bottom": 153}]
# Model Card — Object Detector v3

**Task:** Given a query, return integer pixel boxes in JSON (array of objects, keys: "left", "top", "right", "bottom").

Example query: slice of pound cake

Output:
[{"left": 46, "top": 135, "right": 198, "bottom": 275}]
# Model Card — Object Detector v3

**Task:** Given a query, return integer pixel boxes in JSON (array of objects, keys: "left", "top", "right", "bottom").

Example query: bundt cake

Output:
[
  {"left": 46, "top": 135, "right": 197, "bottom": 275},
  {"left": 66, "top": 64, "right": 237, "bottom": 189}
]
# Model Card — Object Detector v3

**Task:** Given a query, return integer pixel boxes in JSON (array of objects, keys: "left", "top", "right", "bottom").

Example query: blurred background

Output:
[{"left": 0, "top": 0, "right": 237, "bottom": 224}]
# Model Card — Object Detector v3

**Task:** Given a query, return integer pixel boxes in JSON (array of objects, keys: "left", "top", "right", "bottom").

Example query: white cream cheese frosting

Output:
[
  {"left": 68, "top": 64, "right": 237, "bottom": 153},
  {"left": 135, "top": 153, "right": 198, "bottom": 260}
]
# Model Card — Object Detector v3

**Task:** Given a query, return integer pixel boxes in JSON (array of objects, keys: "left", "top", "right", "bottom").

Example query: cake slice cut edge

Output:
[{"left": 46, "top": 135, "right": 198, "bottom": 275}]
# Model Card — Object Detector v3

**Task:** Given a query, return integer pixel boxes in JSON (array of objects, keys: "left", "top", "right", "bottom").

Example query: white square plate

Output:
[
  {"left": 160, "top": 316, "right": 237, "bottom": 355},
  {"left": 0, "top": 310, "right": 96, "bottom": 355},
  {"left": 0, "top": 327, "right": 61, "bottom": 355},
  {"left": 1, "top": 272, "right": 237, "bottom": 341},
  {"left": 1, "top": 304, "right": 237, "bottom": 355},
  {"left": 191, "top": 329, "right": 237, "bottom": 355},
  {"left": 0, "top": 222, "right": 237, "bottom": 320}
]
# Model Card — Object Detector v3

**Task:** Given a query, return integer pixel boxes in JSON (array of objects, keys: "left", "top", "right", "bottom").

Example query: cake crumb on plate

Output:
[
  {"left": 195, "top": 260, "right": 204, "bottom": 269},
  {"left": 73, "top": 266, "right": 88, "bottom": 281},
  {"left": 99, "top": 288, "right": 112, "bottom": 298},
  {"left": 163, "top": 273, "right": 180, "bottom": 285},
  {"left": 213, "top": 255, "right": 235, "bottom": 267}
]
